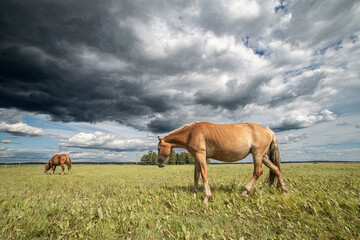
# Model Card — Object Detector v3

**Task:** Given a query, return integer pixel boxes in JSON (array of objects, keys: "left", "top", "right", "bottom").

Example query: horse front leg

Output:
[
  {"left": 242, "top": 154, "right": 263, "bottom": 198},
  {"left": 60, "top": 164, "right": 65, "bottom": 175},
  {"left": 194, "top": 161, "right": 200, "bottom": 193},
  {"left": 196, "top": 152, "right": 212, "bottom": 204},
  {"left": 51, "top": 166, "right": 56, "bottom": 175}
]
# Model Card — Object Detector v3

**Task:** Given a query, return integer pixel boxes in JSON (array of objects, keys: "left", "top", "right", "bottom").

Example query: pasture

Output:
[{"left": 0, "top": 163, "right": 359, "bottom": 239}]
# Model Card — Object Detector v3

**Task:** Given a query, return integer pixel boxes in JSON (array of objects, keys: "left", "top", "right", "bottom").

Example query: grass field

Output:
[{"left": 0, "top": 163, "right": 359, "bottom": 239}]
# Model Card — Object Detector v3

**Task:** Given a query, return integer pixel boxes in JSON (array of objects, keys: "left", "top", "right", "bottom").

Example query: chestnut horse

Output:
[
  {"left": 44, "top": 154, "right": 72, "bottom": 175},
  {"left": 157, "top": 122, "right": 288, "bottom": 203}
]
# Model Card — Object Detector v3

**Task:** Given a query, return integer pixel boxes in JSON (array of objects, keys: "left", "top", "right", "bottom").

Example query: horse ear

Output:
[{"left": 158, "top": 136, "right": 163, "bottom": 141}]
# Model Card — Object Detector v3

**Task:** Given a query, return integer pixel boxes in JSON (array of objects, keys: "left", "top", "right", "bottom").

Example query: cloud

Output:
[
  {"left": 0, "top": 148, "right": 52, "bottom": 163},
  {"left": 280, "top": 1, "right": 360, "bottom": 48},
  {"left": 0, "top": 0, "right": 359, "bottom": 135},
  {"left": 0, "top": 146, "right": 128, "bottom": 163},
  {"left": 336, "top": 122, "right": 350, "bottom": 127},
  {"left": 279, "top": 133, "right": 308, "bottom": 144},
  {"left": 195, "top": 75, "right": 271, "bottom": 110},
  {"left": 66, "top": 150, "right": 126, "bottom": 162},
  {"left": 60, "top": 131, "right": 156, "bottom": 151},
  {"left": 0, "top": 109, "right": 23, "bottom": 124},
  {"left": 271, "top": 109, "right": 337, "bottom": 132},
  {"left": 0, "top": 139, "right": 12, "bottom": 143},
  {"left": 0, "top": 109, "right": 46, "bottom": 137},
  {"left": 0, "top": 122, "right": 45, "bottom": 137}
]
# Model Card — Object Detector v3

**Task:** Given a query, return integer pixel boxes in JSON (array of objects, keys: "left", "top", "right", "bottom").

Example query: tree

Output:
[
  {"left": 168, "top": 150, "right": 177, "bottom": 165},
  {"left": 187, "top": 152, "right": 196, "bottom": 164},
  {"left": 149, "top": 150, "right": 157, "bottom": 165},
  {"left": 141, "top": 150, "right": 157, "bottom": 165},
  {"left": 179, "top": 152, "right": 188, "bottom": 164},
  {"left": 140, "top": 150, "right": 210, "bottom": 165},
  {"left": 140, "top": 154, "right": 149, "bottom": 165}
]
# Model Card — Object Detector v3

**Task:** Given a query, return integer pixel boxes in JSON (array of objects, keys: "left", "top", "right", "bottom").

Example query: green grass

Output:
[{"left": 0, "top": 163, "right": 359, "bottom": 239}]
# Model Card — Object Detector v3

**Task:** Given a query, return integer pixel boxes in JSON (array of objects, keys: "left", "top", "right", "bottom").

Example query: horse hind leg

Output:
[
  {"left": 194, "top": 161, "right": 200, "bottom": 193},
  {"left": 67, "top": 163, "right": 71, "bottom": 175},
  {"left": 262, "top": 154, "right": 288, "bottom": 194},
  {"left": 242, "top": 154, "right": 263, "bottom": 198}
]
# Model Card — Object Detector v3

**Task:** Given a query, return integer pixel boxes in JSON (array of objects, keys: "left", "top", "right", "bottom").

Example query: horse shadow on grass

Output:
[
  {"left": 163, "top": 180, "right": 280, "bottom": 198},
  {"left": 44, "top": 173, "right": 70, "bottom": 176},
  {"left": 163, "top": 184, "right": 246, "bottom": 195}
]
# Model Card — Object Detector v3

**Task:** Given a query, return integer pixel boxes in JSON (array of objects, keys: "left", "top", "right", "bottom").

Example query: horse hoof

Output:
[
  {"left": 241, "top": 191, "right": 249, "bottom": 198},
  {"left": 203, "top": 195, "right": 212, "bottom": 204}
]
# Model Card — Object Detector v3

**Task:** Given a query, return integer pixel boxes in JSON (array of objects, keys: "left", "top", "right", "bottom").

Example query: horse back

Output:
[
  {"left": 50, "top": 154, "right": 71, "bottom": 166},
  {"left": 58, "top": 154, "right": 70, "bottom": 165},
  {"left": 189, "top": 122, "right": 274, "bottom": 161},
  {"left": 191, "top": 122, "right": 272, "bottom": 142}
]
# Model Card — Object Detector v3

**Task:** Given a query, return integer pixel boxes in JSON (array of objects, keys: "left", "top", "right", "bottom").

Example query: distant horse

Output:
[
  {"left": 157, "top": 122, "right": 288, "bottom": 203},
  {"left": 44, "top": 154, "right": 72, "bottom": 175}
]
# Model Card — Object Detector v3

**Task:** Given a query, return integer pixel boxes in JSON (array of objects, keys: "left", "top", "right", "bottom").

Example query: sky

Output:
[{"left": 0, "top": 0, "right": 359, "bottom": 163}]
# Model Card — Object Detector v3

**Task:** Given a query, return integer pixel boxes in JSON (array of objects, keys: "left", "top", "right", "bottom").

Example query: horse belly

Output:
[
  {"left": 52, "top": 158, "right": 60, "bottom": 165},
  {"left": 206, "top": 138, "right": 251, "bottom": 162}
]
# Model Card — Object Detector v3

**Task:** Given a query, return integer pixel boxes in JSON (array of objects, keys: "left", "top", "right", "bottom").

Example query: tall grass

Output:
[{"left": 0, "top": 163, "right": 359, "bottom": 239}]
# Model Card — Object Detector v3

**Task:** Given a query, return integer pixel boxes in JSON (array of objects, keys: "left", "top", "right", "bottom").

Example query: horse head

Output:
[
  {"left": 44, "top": 161, "right": 50, "bottom": 173},
  {"left": 157, "top": 136, "right": 172, "bottom": 168}
]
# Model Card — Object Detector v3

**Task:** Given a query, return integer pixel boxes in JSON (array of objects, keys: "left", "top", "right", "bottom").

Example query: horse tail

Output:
[{"left": 268, "top": 133, "right": 281, "bottom": 186}]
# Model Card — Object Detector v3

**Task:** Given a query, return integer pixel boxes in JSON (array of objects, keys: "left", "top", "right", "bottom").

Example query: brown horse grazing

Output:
[
  {"left": 44, "top": 154, "right": 72, "bottom": 175},
  {"left": 157, "top": 122, "right": 288, "bottom": 203}
]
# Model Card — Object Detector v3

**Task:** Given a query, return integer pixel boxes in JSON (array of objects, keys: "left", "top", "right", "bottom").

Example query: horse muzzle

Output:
[
  {"left": 157, "top": 163, "right": 166, "bottom": 168},
  {"left": 157, "top": 157, "right": 167, "bottom": 168}
]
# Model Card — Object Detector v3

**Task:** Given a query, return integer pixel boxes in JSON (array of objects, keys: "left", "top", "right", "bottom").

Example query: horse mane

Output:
[{"left": 163, "top": 121, "right": 199, "bottom": 138}]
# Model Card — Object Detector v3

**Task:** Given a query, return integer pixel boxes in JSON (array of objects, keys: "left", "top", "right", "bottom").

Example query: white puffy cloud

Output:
[
  {"left": 0, "top": 122, "right": 45, "bottom": 137},
  {"left": 60, "top": 131, "right": 155, "bottom": 151},
  {"left": 223, "top": 0, "right": 261, "bottom": 20},
  {"left": 279, "top": 133, "right": 308, "bottom": 144},
  {"left": 271, "top": 109, "right": 337, "bottom": 132},
  {"left": 68, "top": 151, "right": 125, "bottom": 162}
]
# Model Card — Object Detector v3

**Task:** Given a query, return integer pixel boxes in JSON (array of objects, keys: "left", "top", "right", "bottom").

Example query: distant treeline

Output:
[
  {"left": 0, "top": 162, "right": 139, "bottom": 165},
  {"left": 0, "top": 161, "right": 359, "bottom": 166},
  {"left": 141, "top": 150, "right": 211, "bottom": 165}
]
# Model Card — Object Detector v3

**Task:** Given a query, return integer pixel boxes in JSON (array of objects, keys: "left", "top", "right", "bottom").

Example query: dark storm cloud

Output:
[
  {"left": 268, "top": 72, "right": 326, "bottom": 107},
  {"left": 147, "top": 115, "right": 186, "bottom": 134},
  {"left": 1, "top": 0, "right": 358, "bottom": 135},
  {"left": 0, "top": 0, "right": 200, "bottom": 133},
  {"left": 271, "top": 119, "right": 308, "bottom": 132},
  {"left": 195, "top": 75, "right": 271, "bottom": 110},
  {"left": 0, "top": 0, "right": 176, "bottom": 130}
]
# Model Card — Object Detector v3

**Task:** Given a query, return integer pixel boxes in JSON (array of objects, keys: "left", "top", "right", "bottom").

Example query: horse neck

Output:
[{"left": 164, "top": 127, "right": 190, "bottom": 149}]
